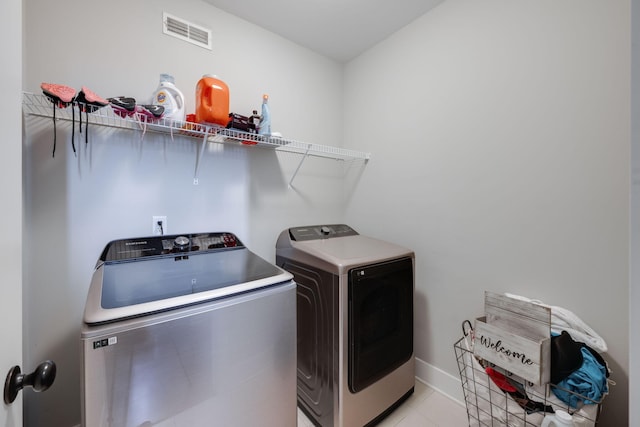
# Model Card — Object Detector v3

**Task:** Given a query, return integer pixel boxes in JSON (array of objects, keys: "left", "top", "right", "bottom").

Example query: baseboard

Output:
[{"left": 414, "top": 356, "right": 464, "bottom": 406}]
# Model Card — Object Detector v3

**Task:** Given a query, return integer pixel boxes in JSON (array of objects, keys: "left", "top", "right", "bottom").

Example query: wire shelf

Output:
[
  {"left": 22, "top": 92, "right": 371, "bottom": 162},
  {"left": 454, "top": 336, "right": 604, "bottom": 427}
]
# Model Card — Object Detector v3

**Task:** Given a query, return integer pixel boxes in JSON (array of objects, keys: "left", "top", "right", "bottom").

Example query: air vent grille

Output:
[{"left": 163, "top": 12, "right": 212, "bottom": 50}]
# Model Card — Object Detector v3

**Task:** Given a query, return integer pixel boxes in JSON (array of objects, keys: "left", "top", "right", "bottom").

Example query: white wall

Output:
[
  {"left": 343, "top": 0, "right": 630, "bottom": 425},
  {"left": 0, "top": 0, "right": 22, "bottom": 425},
  {"left": 631, "top": 0, "right": 639, "bottom": 425},
  {"left": 22, "top": 0, "right": 350, "bottom": 426}
]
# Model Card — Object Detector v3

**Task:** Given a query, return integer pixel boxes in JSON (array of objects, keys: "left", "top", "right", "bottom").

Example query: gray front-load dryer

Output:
[{"left": 276, "top": 224, "right": 415, "bottom": 427}]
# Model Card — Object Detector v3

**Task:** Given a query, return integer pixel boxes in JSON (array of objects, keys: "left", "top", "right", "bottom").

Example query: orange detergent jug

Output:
[{"left": 195, "top": 75, "right": 230, "bottom": 126}]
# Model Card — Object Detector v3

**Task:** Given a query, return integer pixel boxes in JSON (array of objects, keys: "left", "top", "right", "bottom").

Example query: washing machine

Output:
[
  {"left": 81, "top": 232, "right": 297, "bottom": 427},
  {"left": 276, "top": 224, "right": 415, "bottom": 427}
]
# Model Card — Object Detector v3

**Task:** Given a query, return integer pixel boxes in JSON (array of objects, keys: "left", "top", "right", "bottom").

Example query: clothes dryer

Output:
[{"left": 276, "top": 224, "right": 414, "bottom": 427}]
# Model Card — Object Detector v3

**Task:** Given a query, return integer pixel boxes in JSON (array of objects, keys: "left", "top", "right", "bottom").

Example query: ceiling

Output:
[{"left": 203, "top": 0, "right": 445, "bottom": 63}]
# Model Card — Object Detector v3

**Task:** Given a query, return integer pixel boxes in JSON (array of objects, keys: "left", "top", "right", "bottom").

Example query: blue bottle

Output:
[{"left": 258, "top": 94, "right": 271, "bottom": 136}]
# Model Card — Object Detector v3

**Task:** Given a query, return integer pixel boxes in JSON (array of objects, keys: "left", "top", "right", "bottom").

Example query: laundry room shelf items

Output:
[{"left": 22, "top": 92, "right": 371, "bottom": 185}]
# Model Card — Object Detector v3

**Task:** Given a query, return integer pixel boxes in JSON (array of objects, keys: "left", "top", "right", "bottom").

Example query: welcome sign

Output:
[{"left": 473, "top": 292, "right": 551, "bottom": 385}]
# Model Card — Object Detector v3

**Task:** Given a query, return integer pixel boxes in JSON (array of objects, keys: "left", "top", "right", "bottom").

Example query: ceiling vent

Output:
[{"left": 163, "top": 12, "right": 212, "bottom": 50}]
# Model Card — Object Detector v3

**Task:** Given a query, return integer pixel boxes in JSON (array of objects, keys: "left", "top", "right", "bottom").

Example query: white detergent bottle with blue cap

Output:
[
  {"left": 152, "top": 73, "right": 185, "bottom": 122},
  {"left": 258, "top": 94, "right": 271, "bottom": 136}
]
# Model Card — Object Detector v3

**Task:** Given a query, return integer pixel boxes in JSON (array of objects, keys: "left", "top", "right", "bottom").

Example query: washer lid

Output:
[{"left": 84, "top": 236, "right": 292, "bottom": 325}]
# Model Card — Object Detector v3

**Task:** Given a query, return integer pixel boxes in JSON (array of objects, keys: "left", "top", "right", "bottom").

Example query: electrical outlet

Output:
[{"left": 153, "top": 216, "right": 167, "bottom": 236}]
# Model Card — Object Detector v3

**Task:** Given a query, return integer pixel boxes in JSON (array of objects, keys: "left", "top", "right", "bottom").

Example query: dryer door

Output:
[{"left": 348, "top": 257, "right": 413, "bottom": 393}]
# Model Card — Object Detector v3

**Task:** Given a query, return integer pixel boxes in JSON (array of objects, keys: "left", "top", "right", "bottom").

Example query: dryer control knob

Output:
[
  {"left": 320, "top": 226, "right": 331, "bottom": 235},
  {"left": 174, "top": 236, "right": 190, "bottom": 250}
]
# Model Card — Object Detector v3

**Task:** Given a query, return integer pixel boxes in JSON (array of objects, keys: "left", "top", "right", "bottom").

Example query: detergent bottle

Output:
[
  {"left": 258, "top": 94, "right": 271, "bottom": 136},
  {"left": 195, "top": 74, "right": 230, "bottom": 126},
  {"left": 541, "top": 410, "right": 574, "bottom": 427},
  {"left": 152, "top": 74, "right": 185, "bottom": 122}
]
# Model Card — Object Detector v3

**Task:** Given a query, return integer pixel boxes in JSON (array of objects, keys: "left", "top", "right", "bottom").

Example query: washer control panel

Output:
[
  {"left": 100, "top": 232, "right": 242, "bottom": 262},
  {"left": 289, "top": 224, "right": 359, "bottom": 241}
]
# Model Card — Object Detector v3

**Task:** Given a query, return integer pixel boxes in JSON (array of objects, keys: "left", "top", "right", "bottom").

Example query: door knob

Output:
[{"left": 4, "top": 360, "right": 56, "bottom": 404}]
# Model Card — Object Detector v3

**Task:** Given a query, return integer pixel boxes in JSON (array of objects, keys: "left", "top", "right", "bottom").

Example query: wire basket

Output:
[{"left": 454, "top": 336, "right": 604, "bottom": 426}]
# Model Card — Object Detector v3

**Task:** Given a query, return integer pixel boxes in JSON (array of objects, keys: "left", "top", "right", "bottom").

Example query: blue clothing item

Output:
[{"left": 552, "top": 346, "right": 608, "bottom": 407}]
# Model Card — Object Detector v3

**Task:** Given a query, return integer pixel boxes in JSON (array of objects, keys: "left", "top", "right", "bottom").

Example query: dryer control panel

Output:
[{"left": 289, "top": 224, "right": 359, "bottom": 241}]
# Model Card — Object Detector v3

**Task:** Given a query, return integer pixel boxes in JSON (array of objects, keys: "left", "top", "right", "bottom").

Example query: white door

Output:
[{"left": 1, "top": 0, "right": 23, "bottom": 425}]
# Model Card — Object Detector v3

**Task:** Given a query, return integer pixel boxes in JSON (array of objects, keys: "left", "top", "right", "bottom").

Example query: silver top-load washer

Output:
[
  {"left": 81, "top": 232, "right": 297, "bottom": 427},
  {"left": 276, "top": 224, "right": 415, "bottom": 427}
]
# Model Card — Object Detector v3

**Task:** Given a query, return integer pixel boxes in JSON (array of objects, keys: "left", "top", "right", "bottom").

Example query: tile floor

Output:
[{"left": 297, "top": 379, "right": 469, "bottom": 427}]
